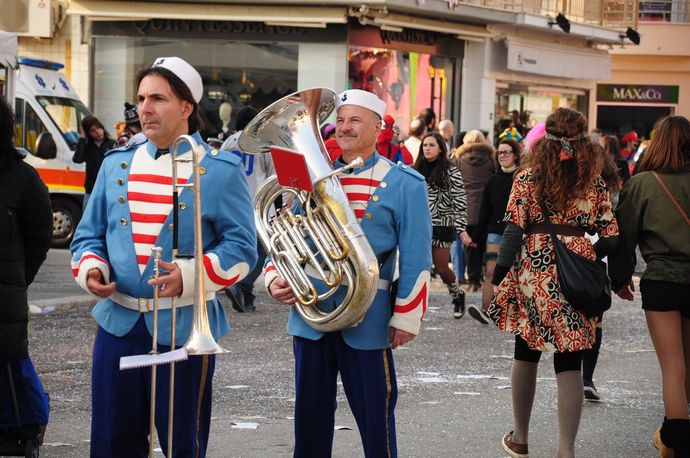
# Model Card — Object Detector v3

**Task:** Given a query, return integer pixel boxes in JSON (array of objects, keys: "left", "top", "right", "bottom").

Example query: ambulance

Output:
[{"left": 2, "top": 30, "right": 94, "bottom": 247}]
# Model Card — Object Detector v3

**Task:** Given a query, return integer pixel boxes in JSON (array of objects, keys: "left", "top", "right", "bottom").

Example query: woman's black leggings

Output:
[{"left": 514, "top": 335, "right": 583, "bottom": 374}]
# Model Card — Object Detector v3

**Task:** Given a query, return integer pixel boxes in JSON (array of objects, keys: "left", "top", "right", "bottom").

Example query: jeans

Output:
[{"left": 450, "top": 234, "right": 465, "bottom": 281}]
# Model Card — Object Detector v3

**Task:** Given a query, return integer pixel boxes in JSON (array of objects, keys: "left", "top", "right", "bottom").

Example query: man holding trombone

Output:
[{"left": 70, "top": 57, "right": 256, "bottom": 457}]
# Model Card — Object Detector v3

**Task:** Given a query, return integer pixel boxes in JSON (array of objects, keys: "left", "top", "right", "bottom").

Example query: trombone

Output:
[{"left": 119, "top": 134, "right": 227, "bottom": 457}]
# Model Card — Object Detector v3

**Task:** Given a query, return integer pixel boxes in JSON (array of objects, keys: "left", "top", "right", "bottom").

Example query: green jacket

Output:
[{"left": 609, "top": 164, "right": 690, "bottom": 290}]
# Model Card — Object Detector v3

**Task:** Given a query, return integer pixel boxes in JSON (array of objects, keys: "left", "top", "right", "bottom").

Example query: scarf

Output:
[{"left": 545, "top": 133, "right": 584, "bottom": 161}]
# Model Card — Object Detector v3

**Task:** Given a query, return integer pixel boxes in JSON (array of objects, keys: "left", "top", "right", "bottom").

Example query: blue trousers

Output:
[
  {"left": 91, "top": 316, "right": 215, "bottom": 458},
  {"left": 293, "top": 334, "right": 398, "bottom": 458}
]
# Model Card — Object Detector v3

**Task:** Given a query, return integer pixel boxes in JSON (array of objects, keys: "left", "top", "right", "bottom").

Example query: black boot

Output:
[
  {"left": 663, "top": 417, "right": 690, "bottom": 457},
  {"left": 447, "top": 281, "right": 465, "bottom": 319},
  {"left": 453, "top": 293, "right": 466, "bottom": 319}
]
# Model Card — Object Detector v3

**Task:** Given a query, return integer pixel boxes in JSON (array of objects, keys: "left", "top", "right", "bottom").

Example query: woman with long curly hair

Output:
[
  {"left": 609, "top": 116, "right": 690, "bottom": 457},
  {"left": 414, "top": 132, "right": 472, "bottom": 318},
  {"left": 488, "top": 108, "right": 620, "bottom": 458}
]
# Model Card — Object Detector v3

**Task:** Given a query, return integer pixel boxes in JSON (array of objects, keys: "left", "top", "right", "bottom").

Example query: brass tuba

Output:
[{"left": 238, "top": 88, "right": 379, "bottom": 332}]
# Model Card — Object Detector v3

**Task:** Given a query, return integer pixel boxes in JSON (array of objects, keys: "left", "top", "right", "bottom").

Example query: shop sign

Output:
[
  {"left": 92, "top": 20, "right": 347, "bottom": 43},
  {"left": 349, "top": 24, "right": 460, "bottom": 57},
  {"left": 596, "top": 84, "right": 679, "bottom": 104},
  {"left": 379, "top": 29, "right": 438, "bottom": 46},
  {"left": 505, "top": 39, "right": 611, "bottom": 80}
]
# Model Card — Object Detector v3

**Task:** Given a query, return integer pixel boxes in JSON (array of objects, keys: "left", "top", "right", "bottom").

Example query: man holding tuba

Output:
[
  {"left": 70, "top": 57, "right": 256, "bottom": 457},
  {"left": 266, "top": 89, "right": 433, "bottom": 457}
]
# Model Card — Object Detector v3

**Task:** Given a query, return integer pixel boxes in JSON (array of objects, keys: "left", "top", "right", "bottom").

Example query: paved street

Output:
[{"left": 26, "top": 249, "right": 662, "bottom": 457}]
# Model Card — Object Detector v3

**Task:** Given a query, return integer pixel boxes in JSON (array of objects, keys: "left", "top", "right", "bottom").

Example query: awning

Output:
[
  {"left": 355, "top": 10, "right": 492, "bottom": 41},
  {"left": 67, "top": 1, "right": 349, "bottom": 27},
  {"left": 506, "top": 38, "right": 611, "bottom": 80}
]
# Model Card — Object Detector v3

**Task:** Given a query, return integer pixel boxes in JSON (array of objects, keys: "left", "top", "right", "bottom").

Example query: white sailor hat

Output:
[
  {"left": 151, "top": 57, "right": 203, "bottom": 104},
  {"left": 335, "top": 89, "right": 386, "bottom": 120}
]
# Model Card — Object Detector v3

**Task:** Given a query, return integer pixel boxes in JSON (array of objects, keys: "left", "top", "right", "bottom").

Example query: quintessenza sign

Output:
[{"left": 597, "top": 84, "right": 679, "bottom": 104}]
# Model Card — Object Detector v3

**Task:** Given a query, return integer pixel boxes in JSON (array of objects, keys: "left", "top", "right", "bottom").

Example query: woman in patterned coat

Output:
[
  {"left": 488, "top": 108, "right": 620, "bottom": 458},
  {"left": 413, "top": 132, "right": 472, "bottom": 319}
]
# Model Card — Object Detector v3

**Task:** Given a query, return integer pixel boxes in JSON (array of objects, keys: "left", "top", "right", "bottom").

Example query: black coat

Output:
[
  {"left": 0, "top": 154, "right": 52, "bottom": 361},
  {"left": 472, "top": 169, "right": 515, "bottom": 244},
  {"left": 73, "top": 136, "right": 115, "bottom": 193}
]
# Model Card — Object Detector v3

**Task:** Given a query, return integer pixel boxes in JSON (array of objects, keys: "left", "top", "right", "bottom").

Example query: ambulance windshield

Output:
[{"left": 37, "top": 96, "right": 93, "bottom": 150}]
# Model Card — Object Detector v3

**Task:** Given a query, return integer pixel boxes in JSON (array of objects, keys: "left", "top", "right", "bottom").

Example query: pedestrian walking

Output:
[
  {"left": 72, "top": 115, "right": 115, "bottom": 210},
  {"left": 116, "top": 102, "right": 146, "bottom": 147},
  {"left": 467, "top": 138, "right": 521, "bottom": 325},
  {"left": 488, "top": 107, "right": 620, "bottom": 458},
  {"left": 609, "top": 115, "right": 690, "bottom": 457},
  {"left": 413, "top": 132, "right": 471, "bottom": 319},
  {"left": 580, "top": 145, "right": 624, "bottom": 402},
  {"left": 377, "top": 114, "right": 412, "bottom": 164},
  {"left": 0, "top": 94, "right": 53, "bottom": 361},
  {"left": 265, "top": 89, "right": 432, "bottom": 457},
  {"left": 70, "top": 56, "right": 257, "bottom": 457},
  {"left": 600, "top": 135, "right": 631, "bottom": 186},
  {"left": 452, "top": 129, "right": 496, "bottom": 293},
  {"left": 404, "top": 118, "right": 425, "bottom": 163}
]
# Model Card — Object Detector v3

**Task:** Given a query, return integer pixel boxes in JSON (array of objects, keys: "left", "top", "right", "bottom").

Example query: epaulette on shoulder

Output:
[
  {"left": 105, "top": 143, "right": 137, "bottom": 157},
  {"left": 396, "top": 161, "right": 425, "bottom": 181},
  {"left": 206, "top": 148, "right": 242, "bottom": 165}
]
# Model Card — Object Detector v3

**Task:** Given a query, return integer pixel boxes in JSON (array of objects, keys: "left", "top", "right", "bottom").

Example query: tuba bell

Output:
[{"left": 238, "top": 88, "right": 379, "bottom": 332}]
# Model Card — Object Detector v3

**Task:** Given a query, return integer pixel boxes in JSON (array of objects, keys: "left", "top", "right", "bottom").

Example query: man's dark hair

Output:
[
  {"left": 235, "top": 105, "right": 258, "bottom": 131},
  {"left": 135, "top": 66, "right": 201, "bottom": 133},
  {"left": 419, "top": 108, "right": 436, "bottom": 129},
  {"left": 0, "top": 96, "right": 22, "bottom": 169}
]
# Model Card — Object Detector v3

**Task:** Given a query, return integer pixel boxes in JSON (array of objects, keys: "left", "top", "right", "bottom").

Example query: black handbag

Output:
[
  {"left": 539, "top": 201, "right": 611, "bottom": 317},
  {"left": 432, "top": 226, "right": 456, "bottom": 243}
]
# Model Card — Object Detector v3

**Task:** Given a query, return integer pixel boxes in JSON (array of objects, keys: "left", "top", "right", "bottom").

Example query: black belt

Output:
[{"left": 525, "top": 224, "right": 586, "bottom": 237}]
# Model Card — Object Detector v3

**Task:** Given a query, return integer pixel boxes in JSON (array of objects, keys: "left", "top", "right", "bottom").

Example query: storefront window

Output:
[
  {"left": 348, "top": 46, "right": 455, "bottom": 134},
  {"left": 494, "top": 84, "right": 587, "bottom": 144},
  {"left": 93, "top": 38, "right": 298, "bottom": 140}
]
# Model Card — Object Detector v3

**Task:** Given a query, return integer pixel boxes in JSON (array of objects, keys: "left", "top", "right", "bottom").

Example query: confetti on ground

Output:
[
  {"left": 224, "top": 385, "right": 250, "bottom": 389},
  {"left": 454, "top": 391, "right": 481, "bottom": 396},
  {"left": 495, "top": 385, "right": 511, "bottom": 390},
  {"left": 417, "top": 376, "right": 445, "bottom": 383},
  {"left": 417, "top": 371, "right": 441, "bottom": 376},
  {"left": 231, "top": 422, "right": 259, "bottom": 429},
  {"left": 43, "top": 442, "right": 73, "bottom": 447},
  {"left": 456, "top": 374, "right": 495, "bottom": 380}
]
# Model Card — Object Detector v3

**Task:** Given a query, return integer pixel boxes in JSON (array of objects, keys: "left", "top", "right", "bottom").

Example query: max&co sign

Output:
[{"left": 597, "top": 84, "right": 679, "bottom": 104}]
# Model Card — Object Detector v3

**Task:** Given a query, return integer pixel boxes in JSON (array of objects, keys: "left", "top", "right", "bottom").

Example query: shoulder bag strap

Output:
[
  {"left": 652, "top": 171, "right": 690, "bottom": 226},
  {"left": 538, "top": 200, "right": 560, "bottom": 244}
]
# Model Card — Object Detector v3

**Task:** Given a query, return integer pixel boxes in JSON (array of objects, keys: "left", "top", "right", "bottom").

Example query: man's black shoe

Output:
[{"left": 225, "top": 287, "right": 245, "bottom": 313}]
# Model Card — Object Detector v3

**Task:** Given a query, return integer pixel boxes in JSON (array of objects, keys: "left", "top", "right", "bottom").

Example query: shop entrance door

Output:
[{"left": 597, "top": 105, "right": 674, "bottom": 139}]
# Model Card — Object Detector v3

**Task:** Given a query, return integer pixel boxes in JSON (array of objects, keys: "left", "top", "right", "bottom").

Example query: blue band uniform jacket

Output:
[
  {"left": 70, "top": 132, "right": 257, "bottom": 346},
  {"left": 264, "top": 152, "right": 433, "bottom": 350}
]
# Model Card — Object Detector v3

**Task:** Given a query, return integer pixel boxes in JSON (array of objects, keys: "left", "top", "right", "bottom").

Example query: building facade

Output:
[
  {"left": 13, "top": 0, "right": 633, "bottom": 142},
  {"left": 595, "top": 9, "right": 690, "bottom": 139}
]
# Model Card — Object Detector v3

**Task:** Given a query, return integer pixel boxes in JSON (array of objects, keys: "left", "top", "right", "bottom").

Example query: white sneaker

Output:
[{"left": 468, "top": 305, "right": 491, "bottom": 325}]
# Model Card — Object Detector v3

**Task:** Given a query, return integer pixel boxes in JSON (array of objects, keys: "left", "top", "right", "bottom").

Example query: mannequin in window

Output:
[{"left": 218, "top": 101, "right": 233, "bottom": 140}]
